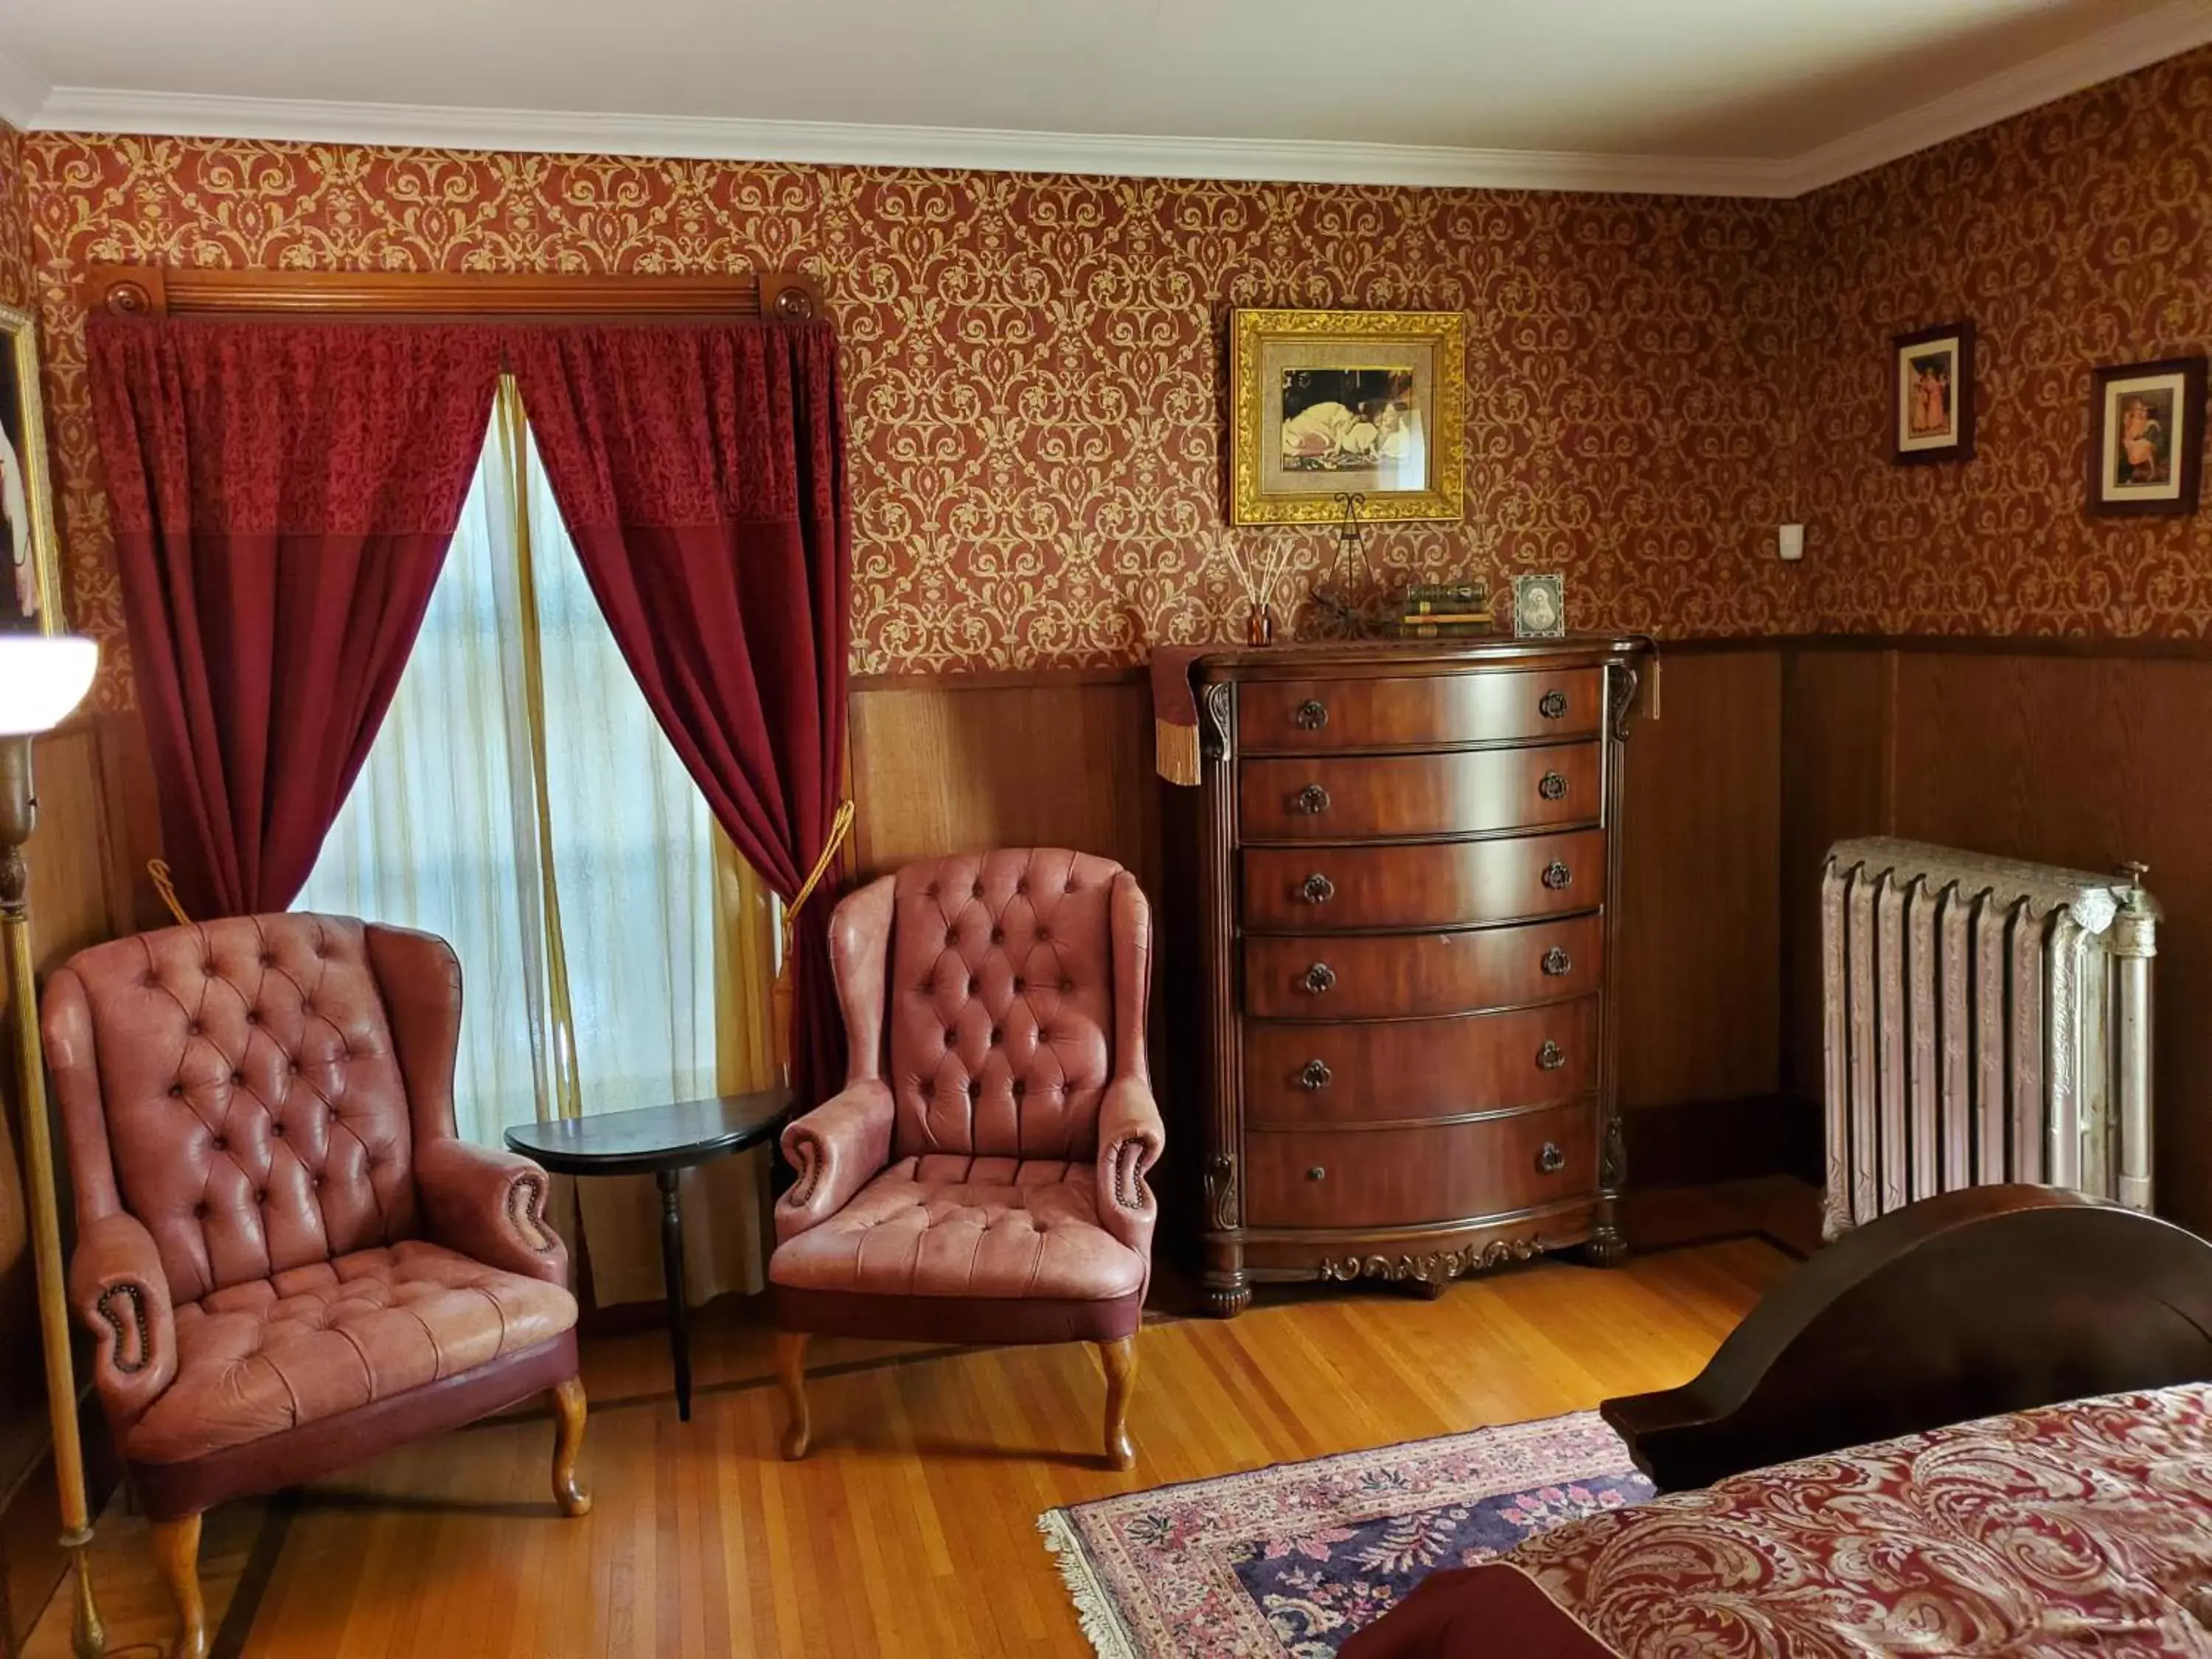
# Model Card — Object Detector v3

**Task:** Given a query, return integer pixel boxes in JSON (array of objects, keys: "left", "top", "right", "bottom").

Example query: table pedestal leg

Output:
[{"left": 658, "top": 1168, "right": 693, "bottom": 1422}]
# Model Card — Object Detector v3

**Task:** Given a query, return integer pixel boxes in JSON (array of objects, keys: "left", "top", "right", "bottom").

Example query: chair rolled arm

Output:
[
  {"left": 1096, "top": 1076, "right": 1165, "bottom": 1254},
  {"left": 69, "top": 1211, "right": 176, "bottom": 1433},
  {"left": 777, "top": 1079, "right": 894, "bottom": 1243},
  {"left": 415, "top": 1138, "right": 570, "bottom": 1287}
]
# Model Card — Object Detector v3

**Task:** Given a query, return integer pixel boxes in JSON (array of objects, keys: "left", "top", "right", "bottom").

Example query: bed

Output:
[{"left": 1342, "top": 1185, "right": 2212, "bottom": 1658}]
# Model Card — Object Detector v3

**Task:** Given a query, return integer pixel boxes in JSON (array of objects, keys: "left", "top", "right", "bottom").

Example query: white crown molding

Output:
[
  {"left": 0, "top": 44, "right": 52, "bottom": 130},
  {"left": 14, "top": 1, "right": 2212, "bottom": 199},
  {"left": 23, "top": 86, "right": 1801, "bottom": 195},
  {"left": 1782, "top": 0, "right": 2212, "bottom": 195}
]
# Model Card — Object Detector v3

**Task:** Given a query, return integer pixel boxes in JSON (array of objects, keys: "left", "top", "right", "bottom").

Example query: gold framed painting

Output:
[
  {"left": 1229, "top": 307, "right": 1465, "bottom": 526},
  {"left": 0, "top": 302, "right": 62, "bottom": 636}
]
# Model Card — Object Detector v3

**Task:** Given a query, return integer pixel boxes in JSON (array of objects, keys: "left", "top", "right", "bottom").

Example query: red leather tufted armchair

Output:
[
  {"left": 42, "top": 914, "right": 590, "bottom": 1659},
  {"left": 769, "top": 848, "right": 1165, "bottom": 1468}
]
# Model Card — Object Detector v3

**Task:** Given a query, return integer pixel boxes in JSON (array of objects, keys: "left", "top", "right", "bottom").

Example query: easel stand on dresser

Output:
[{"left": 1164, "top": 639, "right": 1649, "bottom": 1316}]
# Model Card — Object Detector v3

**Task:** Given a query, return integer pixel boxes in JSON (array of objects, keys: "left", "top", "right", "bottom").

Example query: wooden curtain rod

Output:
[{"left": 81, "top": 265, "right": 826, "bottom": 321}]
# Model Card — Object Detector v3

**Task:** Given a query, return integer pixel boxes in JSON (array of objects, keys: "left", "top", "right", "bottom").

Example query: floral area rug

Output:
[{"left": 1039, "top": 1411, "right": 1648, "bottom": 1658}]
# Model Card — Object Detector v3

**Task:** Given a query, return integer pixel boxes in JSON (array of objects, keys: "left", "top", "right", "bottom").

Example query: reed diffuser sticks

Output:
[{"left": 1225, "top": 527, "right": 1301, "bottom": 642}]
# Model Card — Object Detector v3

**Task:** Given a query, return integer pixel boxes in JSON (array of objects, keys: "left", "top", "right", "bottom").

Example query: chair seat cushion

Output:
[
  {"left": 768, "top": 1155, "right": 1145, "bottom": 1303},
  {"left": 125, "top": 1240, "right": 578, "bottom": 1466}
]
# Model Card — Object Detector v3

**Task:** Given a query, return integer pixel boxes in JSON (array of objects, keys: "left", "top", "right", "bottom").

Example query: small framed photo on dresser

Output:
[
  {"left": 1891, "top": 321, "right": 1975, "bottom": 465},
  {"left": 2089, "top": 355, "right": 2206, "bottom": 517},
  {"left": 1512, "top": 572, "right": 1565, "bottom": 639}
]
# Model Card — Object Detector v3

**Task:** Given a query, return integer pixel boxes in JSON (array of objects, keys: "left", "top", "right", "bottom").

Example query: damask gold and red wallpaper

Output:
[
  {"left": 1798, "top": 46, "right": 2212, "bottom": 636},
  {"left": 0, "top": 119, "right": 29, "bottom": 311},
  {"left": 12, "top": 42, "right": 2212, "bottom": 711},
  {"left": 17, "top": 142, "right": 1801, "bottom": 707}
]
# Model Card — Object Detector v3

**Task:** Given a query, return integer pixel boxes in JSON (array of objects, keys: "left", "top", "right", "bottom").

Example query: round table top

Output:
[{"left": 504, "top": 1090, "right": 793, "bottom": 1177}]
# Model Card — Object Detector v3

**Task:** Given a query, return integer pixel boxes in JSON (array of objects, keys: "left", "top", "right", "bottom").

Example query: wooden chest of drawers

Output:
[{"left": 1170, "top": 639, "right": 1647, "bottom": 1315}]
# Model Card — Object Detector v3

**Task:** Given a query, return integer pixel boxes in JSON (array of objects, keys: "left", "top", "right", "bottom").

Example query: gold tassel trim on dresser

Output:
[{"left": 1157, "top": 637, "right": 1652, "bottom": 1316}]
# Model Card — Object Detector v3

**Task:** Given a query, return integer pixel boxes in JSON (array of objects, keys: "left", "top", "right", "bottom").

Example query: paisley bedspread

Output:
[{"left": 1348, "top": 1382, "right": 2212, "bottom": 1658}]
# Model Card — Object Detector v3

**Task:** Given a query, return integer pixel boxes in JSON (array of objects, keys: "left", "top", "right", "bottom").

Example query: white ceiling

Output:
[{"left": 2, "top": 0, "right": 2208, "bottom": 196}]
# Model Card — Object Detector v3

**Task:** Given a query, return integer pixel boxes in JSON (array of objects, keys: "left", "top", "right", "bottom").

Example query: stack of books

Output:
[{"left": 1394, "top": 582, "right": 1493, "bottom": 639}]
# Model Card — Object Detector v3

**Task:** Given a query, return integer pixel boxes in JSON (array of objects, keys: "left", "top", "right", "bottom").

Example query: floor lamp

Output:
[{"left": 0, "top": 632, "right": 105, "bottom": 1658}]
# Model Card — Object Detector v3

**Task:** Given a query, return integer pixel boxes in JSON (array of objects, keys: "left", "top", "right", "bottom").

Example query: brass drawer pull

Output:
[
  {"left": 1300, "top": 1059, "right": 1332, "bottom": 1091},
  {"left": 1537, "top": 1142, "right": 1566, "bottom": 1175},
  {"left": 1537, "top": 1040, "right": 1566, "bottom": 1071},
  {"left": 1543, "top": 946, "right": 1572, "bottom": 977},
  {"left": 1539, "top": 771, "right": 1568, "bottom": 801},
  {"left": 1295, "top": 698, "right": 1329, "bottom": 731},
  {"left": 1295, "top": 783, "right": 1332, "bottom": 815},
  {"left": 1301, "top": 872, "right": 1335, "bottom": 904},
  {"left": 1542, "top": 860, "right": 1571, "bottom": 891},
  {"left": 1301, "top": 961, "right": 1338, "bottom": 995},
  {"left": 1540, "top": 689, "right": 1569, "bottom": 720},
  {"left": 1307, "top": 1165, "right": 1327, "bottom": 1181}
]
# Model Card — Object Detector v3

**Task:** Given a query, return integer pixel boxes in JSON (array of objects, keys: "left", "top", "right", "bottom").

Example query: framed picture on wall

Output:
[
  {"left": 1891, "top": 321, "right": 1975, "bottom": 465},
  {"left": 1228, "top": 307, "right": 1465, "bottom": 526},
  {"left": 2088, "top": 355, "right": 2207, "bottom": 518},
  {"left": 0, "top": 302, "right": 63, "bottom": 635}
]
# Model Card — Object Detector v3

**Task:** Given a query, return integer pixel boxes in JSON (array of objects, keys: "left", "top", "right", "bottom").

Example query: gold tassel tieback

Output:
[
  {"left": 147, "top": 860, "right": 191, "bottom": 926},
  {"left": 771, "top": 799, "right": 856, "bottom": 1084}
]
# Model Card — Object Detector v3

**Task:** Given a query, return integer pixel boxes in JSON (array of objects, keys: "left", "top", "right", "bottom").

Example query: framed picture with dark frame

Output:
[
  {"left": 2088, "top": 355, "right": 2206, "bottom": 518},
  {"left": 1891, "top": 321, "right": 1975, "bottom": 465},
  {"left": 0, "top": 302, "right": 63, "bottom": 636}
]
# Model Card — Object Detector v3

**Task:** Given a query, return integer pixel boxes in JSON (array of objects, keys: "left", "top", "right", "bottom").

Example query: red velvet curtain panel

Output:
[
  {"left": 88, "top": 318, "right": 505, "bottom": 917},
  {"left": 512, "top": 321, "right": 852, "bottom": 1105}
]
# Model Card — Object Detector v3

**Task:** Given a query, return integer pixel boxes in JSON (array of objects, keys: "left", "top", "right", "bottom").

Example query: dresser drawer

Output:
[
  {"left": 1242, "top": 829, "right": 1607, "bottom": 932},
  {"left": 1242, "top": 1104, "right": 1597, "bottom": 1228},
  {"left": 1244, "top": 1001, "right": 1596, "bottom": 1128},
  {"left": 1244, "top": 914, "right": 1601, "bottom": 1020},
  {"left": 1237, "top": 669, "right": 1602, "bottom": 753},
  {"left": 1239, "top": 745, "right": 1599, "bottom": 841}
]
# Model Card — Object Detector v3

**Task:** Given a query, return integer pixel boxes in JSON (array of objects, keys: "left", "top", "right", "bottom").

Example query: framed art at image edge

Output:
[
  {"left": 1229, "top": 307, "right": 1467, "bottom": 526},
  {"left": 2087, "top": 355, "right": 2207, "bottom": 518},
  {"left": 0, "top": 301, "right": 64, "bottom": 636},
  {"left": 1891, "top": 321, "right": 1975, "bottom": 466}
]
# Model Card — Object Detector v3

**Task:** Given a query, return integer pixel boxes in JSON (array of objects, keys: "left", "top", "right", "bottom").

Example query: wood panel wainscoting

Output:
[
  {"left": 846, "top": 667, "right": 1163, "bottom": 894},
  {"left": 852, "top": 640, "right": 2212, "bottom": 1256},
  {"left": 1778, "top": 638, "right": 2212, "bottom": 1243},
  {"left": 0, "top": 710, "right": 163, "bottom": 1655}
]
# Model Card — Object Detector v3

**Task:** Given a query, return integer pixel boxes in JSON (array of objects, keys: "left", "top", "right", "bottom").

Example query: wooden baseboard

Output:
[{"left": 1623, "top": 1175, "right": 1822, "bottom": 1259}]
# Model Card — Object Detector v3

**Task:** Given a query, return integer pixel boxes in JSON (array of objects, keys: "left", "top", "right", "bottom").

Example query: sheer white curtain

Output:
[{"left": 299, "top": 379, "right": 772, "bottom": 1304}]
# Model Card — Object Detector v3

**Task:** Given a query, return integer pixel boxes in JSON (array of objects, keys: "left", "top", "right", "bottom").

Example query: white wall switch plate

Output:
[{"left": 1778, "top": 523, "right": 1805, "bottom": 562}]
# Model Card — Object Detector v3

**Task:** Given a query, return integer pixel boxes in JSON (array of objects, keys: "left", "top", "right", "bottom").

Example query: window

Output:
[{"left": 298, "top": 381, "right": 776, "bottom": 1150}]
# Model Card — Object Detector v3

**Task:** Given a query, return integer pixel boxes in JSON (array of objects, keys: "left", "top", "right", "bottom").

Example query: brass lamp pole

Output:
[{"left": 1, "top": 632, "right": 105, "bottom": 1658}]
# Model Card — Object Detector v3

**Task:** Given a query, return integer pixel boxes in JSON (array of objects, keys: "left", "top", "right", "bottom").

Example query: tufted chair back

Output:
[
  {"left": 41, "top": 914, "right": 458, "bottom": 1305},
  {"left": 841, "top": 848, "right": 1147, "bottom": 1164}
]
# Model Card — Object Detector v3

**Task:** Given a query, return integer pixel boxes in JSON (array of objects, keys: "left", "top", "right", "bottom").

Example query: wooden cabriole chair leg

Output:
[
  {"left": 775, "top": 1329, "right": 813, "bottom": 1460},
  {"left": 551, "top": 1375, "right": 593, "bottom": 1517},
  {"left": 1099, "top": 1336, "right": 1138, "bottom": 1471},
  {"left": 149, "top": 1512, "right": 208, "bottom": 1659}
]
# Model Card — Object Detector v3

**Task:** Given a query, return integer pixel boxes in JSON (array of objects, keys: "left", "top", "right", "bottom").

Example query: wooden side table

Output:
[{"left": 507, "top": 1090, "right": 791, "bottom": 1422}]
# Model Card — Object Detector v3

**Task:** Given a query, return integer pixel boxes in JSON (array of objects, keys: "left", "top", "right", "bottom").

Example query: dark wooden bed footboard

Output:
[{"left": 1602, "top": 1184, "right": 2212, "bottom": 1491}]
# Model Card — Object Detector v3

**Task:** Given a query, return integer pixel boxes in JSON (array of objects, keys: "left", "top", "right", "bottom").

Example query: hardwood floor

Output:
[{"left": 27, "top": 1240, "right": 1787, "bottom": 1658}]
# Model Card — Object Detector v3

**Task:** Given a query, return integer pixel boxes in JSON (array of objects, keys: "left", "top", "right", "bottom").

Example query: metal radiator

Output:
[{"left": 1820, "top": 838, "right": 2159, "bottom": 1239}]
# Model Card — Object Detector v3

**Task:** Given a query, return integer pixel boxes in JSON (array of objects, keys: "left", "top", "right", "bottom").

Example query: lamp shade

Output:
[{"left": 0, "top": 634, "right": 99, "bottom": 736}]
